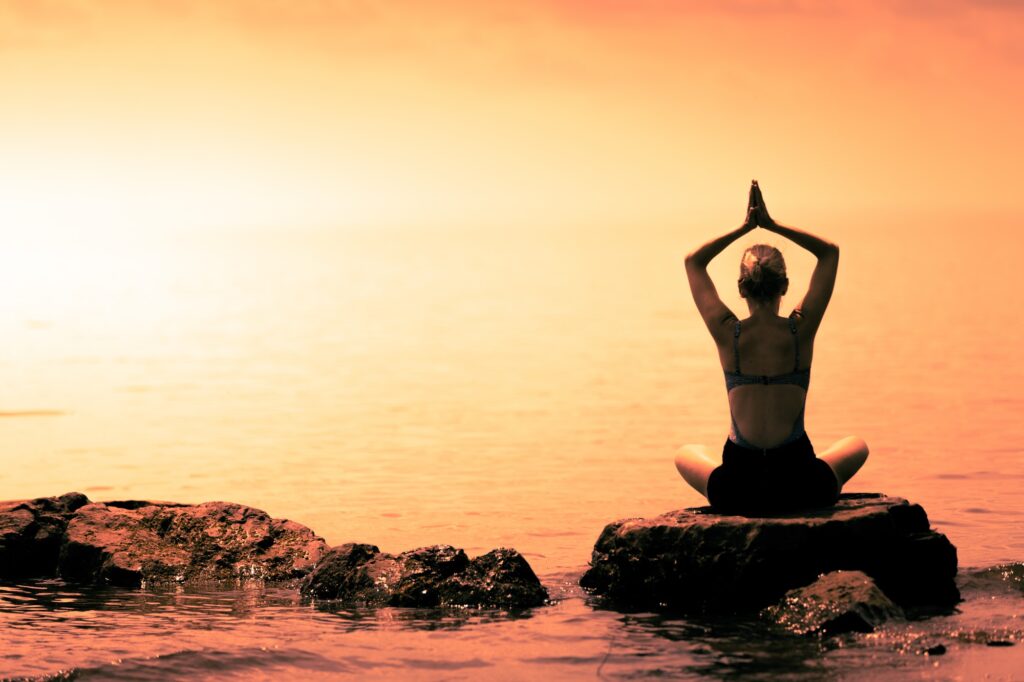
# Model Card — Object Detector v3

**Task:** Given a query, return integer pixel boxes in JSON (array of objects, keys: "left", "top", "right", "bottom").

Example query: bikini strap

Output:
[
  {"left": 733, "top": 320, "right": 742, "bottom": 374},
  {"left": 788, "top": 312, "right": 800, "bottom": 371}
]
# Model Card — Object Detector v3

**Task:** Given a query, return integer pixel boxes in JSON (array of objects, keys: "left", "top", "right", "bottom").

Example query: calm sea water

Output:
[{"left": 1, "top": 217, "right": 1023, "bottom": 679}]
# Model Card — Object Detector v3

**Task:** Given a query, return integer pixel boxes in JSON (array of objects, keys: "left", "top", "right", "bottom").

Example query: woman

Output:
[{"left": 674, "top": 180, "right": 868, "bottom": 515}]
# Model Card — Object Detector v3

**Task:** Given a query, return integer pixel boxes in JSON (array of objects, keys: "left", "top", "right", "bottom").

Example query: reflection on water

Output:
[
  {"left": 2, "top": 571, "right": 1023, "bottom": 680},
  {"left": 1, "top": 218, "right": 1023, "bottom": 677}
]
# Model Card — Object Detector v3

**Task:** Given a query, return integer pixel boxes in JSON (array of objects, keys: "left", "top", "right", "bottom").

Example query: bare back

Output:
[{"left": 718, "top": 312, "right": 815, "bottom": 449}]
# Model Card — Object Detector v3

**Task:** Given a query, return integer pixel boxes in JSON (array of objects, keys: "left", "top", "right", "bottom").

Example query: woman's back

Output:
[{"left": 720, "top": 311, "right": 814, "bottom": 449}]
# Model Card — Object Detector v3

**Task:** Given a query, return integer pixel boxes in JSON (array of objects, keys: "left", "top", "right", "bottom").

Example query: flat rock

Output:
[
  {"left": 0, "top": 493, "right": 328, "bottom": 587},
  {"left": 301, "top": 543, "right": 549, "bottom": 608},
  {"left": 762, "top": 570, "right": 905, "bottom": 635},
  {"left": 580, "top": 493, "right": 959, "bottom": 612}
]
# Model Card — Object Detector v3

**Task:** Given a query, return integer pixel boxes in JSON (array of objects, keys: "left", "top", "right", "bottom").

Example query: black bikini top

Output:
[{"left": 723, "top": 312, "right": 810, "bottom": 392}]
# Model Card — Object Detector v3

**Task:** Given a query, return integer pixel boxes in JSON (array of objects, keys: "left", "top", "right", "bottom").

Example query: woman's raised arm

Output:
[
  {"left": 752, "top": 182, "right": 839, "bottom": 331},
  {"left": 684, "top": 183, "right": 758, "bottom": 339}
]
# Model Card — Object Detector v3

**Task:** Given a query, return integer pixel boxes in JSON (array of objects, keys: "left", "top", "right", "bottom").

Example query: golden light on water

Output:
[{"left": 1, "top": 0, "right": 1020, "bottom": 515}]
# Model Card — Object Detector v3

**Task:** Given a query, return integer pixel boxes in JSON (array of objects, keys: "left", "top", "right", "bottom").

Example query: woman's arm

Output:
[
  {"left": 684, "top": 184, "right": 758, "bottom": 339},
  {"left": 753, "top": 182, "right": 839, "bottom": 331}
]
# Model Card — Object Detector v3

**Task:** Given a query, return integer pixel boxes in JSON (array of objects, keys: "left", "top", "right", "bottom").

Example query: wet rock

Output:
[
  {"left": 580, "top": 493, "right": 959, "bottom": 612},
  {"left": 0, "top": 493, "right": 89, "bottom": 578},
  {"left": 762, "top": 570, "right": 904, "bottom": 635},
  {"left": 0, "top": 492, "right": 327, "bottom": 587},
  {"left": 301, "top": 543, "right": 548, "bottom": 608},
  {"left": 59, "top": 500, "right": 328, "bottom": 587},
  {"left": 959, "top": 563, "right": 1024, "bottom": 594}
]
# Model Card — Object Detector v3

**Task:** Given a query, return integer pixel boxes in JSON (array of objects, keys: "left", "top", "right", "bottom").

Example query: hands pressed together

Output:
[{"left": 742, "top": 180, "right": 777, "bottom": 232}]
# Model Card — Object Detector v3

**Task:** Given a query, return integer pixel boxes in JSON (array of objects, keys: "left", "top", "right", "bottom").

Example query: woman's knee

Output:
[
  {"left": 675, "top": 444, "right": 702, "bottom": 465},
  {"left": 843, "top": 435, "right": 868, "bottom": 453},
  {"left": 822, "top": 436, "right": 869, "bottom": 486},
  {"left": 674, "top": 445, "right": 716, "bottom": 497},
  {"left": 847, "top": 437, "right": 869, "bottom": 464},
  {"left": 675, "top": 445, "right": 717, "bottom": 474}
]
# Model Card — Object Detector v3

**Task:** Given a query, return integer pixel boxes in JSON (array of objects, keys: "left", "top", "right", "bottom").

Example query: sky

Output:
[{"left": 0, "top": 0, "right": 1021, "bottom": 235}]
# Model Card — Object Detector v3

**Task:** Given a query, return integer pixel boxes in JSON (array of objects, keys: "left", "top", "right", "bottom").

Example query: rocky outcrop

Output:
[
  {"left": 580, "top": 493, "right": 959, "bottom": 612},
  {"left": 301, "top": 543, "right": 549, "bottom": 608},
  {"left": 0, "top": 493, "right": 327, "bottom": 587},
  {"left": 0, "top": 493, "right": 90, "bottom": 579},
  {"left": 59, "top": 500, "right": 329, "bottom": 587},
  {"left": 762, "top": 570, "right": 905, "bottom": 635},
  {"left": 1, "top": 494, "right": 549, "bottom": 607}
]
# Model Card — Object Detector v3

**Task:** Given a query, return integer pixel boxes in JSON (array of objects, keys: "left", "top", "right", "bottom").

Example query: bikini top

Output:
[{"left": 724, "top": 312, "right": 811, "bottom": 392}]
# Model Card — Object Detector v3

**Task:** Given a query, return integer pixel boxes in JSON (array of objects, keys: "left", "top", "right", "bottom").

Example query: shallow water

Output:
[
  {"left": 2, "top": 569, "right": 1023, "bottom": 680},
  {"left": 1, "top": 217, "right": 1023, "bottom": 678}
]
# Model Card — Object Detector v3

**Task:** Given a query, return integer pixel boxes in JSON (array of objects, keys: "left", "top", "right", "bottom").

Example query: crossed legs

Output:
[
  {"left": 673, "top": 444, "right": 719, "bottom": 499},
  {"left": 674, "top": 437, "right": 869, "bottom": 500},
  {"left": 816, "top": 436, "right": 870, "bottom": 489}
]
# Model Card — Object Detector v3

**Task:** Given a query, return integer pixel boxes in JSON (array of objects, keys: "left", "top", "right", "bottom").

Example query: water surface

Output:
[{"left": 1, "top": 217, "right": 1022, "bottom": 678}]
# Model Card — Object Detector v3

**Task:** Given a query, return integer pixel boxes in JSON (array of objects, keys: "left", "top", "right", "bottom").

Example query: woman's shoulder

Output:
[{"left": 787, "top": 308, "right": 819, "bottom": 343}]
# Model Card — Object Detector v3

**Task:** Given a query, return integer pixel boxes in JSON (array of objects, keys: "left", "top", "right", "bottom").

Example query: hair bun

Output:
[{"left": 738, "top": 243, "right": 787, "bottom": 301}]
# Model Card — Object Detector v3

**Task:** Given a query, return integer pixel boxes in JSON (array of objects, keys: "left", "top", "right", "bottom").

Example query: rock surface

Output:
[
  {"left": 301, "top": 543, "right": 549, "bottom": 608},
  {"left": 0, "top": 493, "right": 90, "bottom": 579},
  {"left": 762, "top": 570, "right": 905, "bottom": 635},
  {"left": 0, "top": 493, "right": 328, "bottom": 587},
  {"left": 580, "top": 493, "right": 959, "bottom": 612}
]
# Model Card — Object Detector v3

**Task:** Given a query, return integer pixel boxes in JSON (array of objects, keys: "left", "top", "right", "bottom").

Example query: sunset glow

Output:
[
  {"left": 2, "top": 0, "right": 1021, "bottom": 238},
  {"left": 4, "top": 3, "right": 1024, "bottom": 677}
]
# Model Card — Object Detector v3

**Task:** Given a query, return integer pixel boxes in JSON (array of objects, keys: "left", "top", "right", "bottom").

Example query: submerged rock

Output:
[
  {"left": 0, "top": 493, "right": 327, "bottom": 587},
  {"left": 580, "top": 493, "right": 959, "bottom": 612},
  {"left": 762, "top": 570, "right": 905, "bottom": 636},
  {"left": 301, "top": 543, "right": 549, "bottom": 608}
]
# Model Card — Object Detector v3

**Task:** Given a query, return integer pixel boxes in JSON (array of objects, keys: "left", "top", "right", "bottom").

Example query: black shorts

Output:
[{"left": 706, "top": 432, "right": 839, "bottom": 516}]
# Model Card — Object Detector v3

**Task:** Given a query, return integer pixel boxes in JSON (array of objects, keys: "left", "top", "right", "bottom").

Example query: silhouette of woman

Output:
[{"left": 674, "top": 181, "right": 868, "bottom": 514}]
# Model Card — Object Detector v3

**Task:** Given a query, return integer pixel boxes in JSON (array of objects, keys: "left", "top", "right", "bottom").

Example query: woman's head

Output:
[{"left": 738, "top": 244, "right": 788, "bottom": 301}]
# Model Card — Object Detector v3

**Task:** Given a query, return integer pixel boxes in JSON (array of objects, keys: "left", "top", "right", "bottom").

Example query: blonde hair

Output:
[{"left": 738, "top": 244, "right": 788, "bottom": 300}]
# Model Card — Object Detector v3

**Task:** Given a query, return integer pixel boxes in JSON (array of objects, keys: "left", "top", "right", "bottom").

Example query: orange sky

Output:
[{"left": 1, "top": 0, "right": 1021, "bottom": 234}]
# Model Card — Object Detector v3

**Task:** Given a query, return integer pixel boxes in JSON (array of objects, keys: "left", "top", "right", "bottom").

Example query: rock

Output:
[
  {"left": 0, "top": 493, "right": 328, "bottom": 587},
  {"left": 762, "top": 570, "right": 905, "bottom": 635},
  {"left": 59, "top": 500, "right": 328, "bottom": 587},
  {"left": 580, "top": 493, "right": 959, "bottom": 612},
  {"left": 0, "top": 493, "right": 89, "bottom": 578},
  {"left": 301, "top": 543, "right": 548, "bottom": 608}
]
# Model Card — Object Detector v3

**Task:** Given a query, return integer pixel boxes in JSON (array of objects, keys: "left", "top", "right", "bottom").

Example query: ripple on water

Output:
[{"left": 1, "top": 577, "right": 1024, "bottom": 680}]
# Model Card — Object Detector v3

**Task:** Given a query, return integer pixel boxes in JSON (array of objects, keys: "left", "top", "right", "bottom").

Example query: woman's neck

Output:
[{"left": 746, "top": 298, "right": 781, "bottom": 318}]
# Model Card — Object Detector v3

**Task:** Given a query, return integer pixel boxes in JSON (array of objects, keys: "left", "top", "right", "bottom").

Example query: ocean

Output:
[{"left": 2, "top": 215, "right": 1022, "bottom": 679}]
